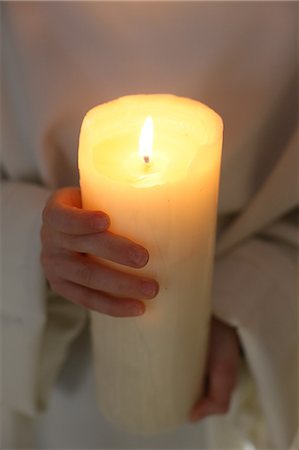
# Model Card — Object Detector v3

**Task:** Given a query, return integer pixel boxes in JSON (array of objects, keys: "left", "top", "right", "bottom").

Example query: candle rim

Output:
[
  {"left": 79, "top": 94, "right": 223, "bottom": 188},
  {"left": 81, "top": 93, "right": 223, "bottom": 146}
]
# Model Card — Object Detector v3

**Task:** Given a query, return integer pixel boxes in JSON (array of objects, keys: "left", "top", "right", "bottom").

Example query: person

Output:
[{"left": 1, "top": 2, "right": 297, "bottom": 449}]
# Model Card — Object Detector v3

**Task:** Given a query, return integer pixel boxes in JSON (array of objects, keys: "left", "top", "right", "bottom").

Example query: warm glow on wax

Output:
[
  {"left": 78, "top": 94, "right": 223, "bottom": 434},
  {"left": 139, "top": 116, "right": 153, "bottom": 164}
]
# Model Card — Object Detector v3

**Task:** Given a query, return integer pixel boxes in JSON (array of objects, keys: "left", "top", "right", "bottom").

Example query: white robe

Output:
[{"left": 1, "top": 2, "right": 298, "bottom": 449}]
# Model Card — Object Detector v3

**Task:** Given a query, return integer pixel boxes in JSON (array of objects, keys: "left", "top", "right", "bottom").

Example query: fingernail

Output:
[
  {"left": 92, "top": 215, "right": 110, "bottom": 230},
  {"left": 131, "top": 303, "right": 145, "bottom": 316},
  {"left": 140, "top": 280, "right": 158, "bottom": 298},
  {"left": 129, "top": 246, "right": 149, "bottom": 267}
]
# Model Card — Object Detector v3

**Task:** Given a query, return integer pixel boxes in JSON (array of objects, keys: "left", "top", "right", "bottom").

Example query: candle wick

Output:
[{"left": 144, "top": 155, "right": 150, "bottom": 164}]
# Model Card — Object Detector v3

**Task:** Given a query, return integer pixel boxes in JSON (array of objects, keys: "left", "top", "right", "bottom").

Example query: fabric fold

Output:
[
  {"left": 217, "top": 126, "right": 299, "bottom": 255},
  {"left": 213, "top": 238, "right": 298, "bottom": 448},
  {"left": 1, "top": 181, "right": 87, "bottom": 416}
]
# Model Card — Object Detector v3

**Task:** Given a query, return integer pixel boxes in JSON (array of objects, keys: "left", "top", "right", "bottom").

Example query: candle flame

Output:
[{"left": 139, "top": 116, "right": 153, "bottom": 164}]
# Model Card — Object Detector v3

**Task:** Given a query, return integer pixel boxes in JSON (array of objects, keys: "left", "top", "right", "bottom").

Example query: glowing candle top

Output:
[{"left": 79, "top": 94, "right": 223, "bottom": 188}]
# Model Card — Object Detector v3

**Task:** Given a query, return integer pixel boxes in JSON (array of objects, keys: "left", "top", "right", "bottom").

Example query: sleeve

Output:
[
  {"left": 213, "top": 236, "right": 298, "bottom": 449},
  {"left": 1, "top": 11, "right": 88, "bottom": 417},
  {"left": 212, "top": 126, "right": 298, "bottom": 449},
  {"left": 1, "top": 181, "right": 50, "bottom": 415},
  {"left": 1, "top": 181, "right": 87, "bottom": 416}
]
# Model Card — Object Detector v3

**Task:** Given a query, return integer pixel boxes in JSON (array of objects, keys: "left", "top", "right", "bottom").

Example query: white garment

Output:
[{"left": 1, "top": 2, "right": 298, "bottom": 449}]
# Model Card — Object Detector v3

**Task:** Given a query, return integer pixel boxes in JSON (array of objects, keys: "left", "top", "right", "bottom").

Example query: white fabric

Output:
[
  {"left": 217, "top": 127, "right": 299, "bottom": 254},
  {"left": 1, "top": 2, "right": 298, "bottom": 449},
  {"left": 213, "top": 239, "right": 298, "bottom": 449},
  {"left": 289, "top": 431, "right": 299, "bottom": 450},
  {"left": 1, "top": 183, "right": 49, "bottom": 415}
]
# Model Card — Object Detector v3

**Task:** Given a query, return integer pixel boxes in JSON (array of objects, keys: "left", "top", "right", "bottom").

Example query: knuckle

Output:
[
  {"left": 40, "top": 251, "right": 50, "bottom": 270},
  {"left": 115, "top": 276, "right": 131, "bottom": 296},
  {"left": 104, "top": 304, "right": 129, "bottom": 318},
  {"left": 105, "top": 236, "right": 117, "bottom": 255},
  {"left": 80, "top": 290, "right": 105, "bottom": 313},
  {"left": 104, "top": 302, "right": 123, "bottom": 317},
  {"left": 40, "top": 224, "right": 50, "bottom": 245},
  {"left": 42, "top": 202, "right": 52, "bottom": 224},
  {"left": 64, "top": 233, "right": 80, "bottom": 251},
  {"left": 79, "top": 260, "right": 96, "bottom": 287},
  {"left": 80, "top": 291, "right": 121, "bottom": 317},
  {"left": 40, "top": 252, "right": 61, "bottom": 280}
]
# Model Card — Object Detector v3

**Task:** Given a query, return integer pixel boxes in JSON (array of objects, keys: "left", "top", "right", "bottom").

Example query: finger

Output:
[
  {"left": 204, "top": 360, "right": 237, "bottom": 416},
  {"left": 207, "top": 326, "right": 239, "bottom": 414},
  {"left": 43, "top": 187, "right": 110, "bottom": 235},
  {"left": 189, "top": 398, "right": 214, "bottom": 422},
  {"left": 189, "top": 376, "right": 210, "bottom": 422},
  {"left": 48, "top": 229, "right": 149, "bottom": 268},
  {"left": 190, "top": 319, "right": 240, "bottom": 422},
  {"left": 190, "top": 363, "right": 236, "bottom": 422},
  {"left": 49, "top": 277, "right": 145, "bottom": 317},
  {"left": 49, "top": 253, "right": 159, "bottom": 300}
]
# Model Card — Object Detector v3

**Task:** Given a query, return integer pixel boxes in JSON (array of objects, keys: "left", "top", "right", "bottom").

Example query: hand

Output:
[
  {"left": 190, "top": 317, "right": 241, "bottom": 421},
  {"left": 40, "top": 187, "right": 159, "bottom": 317}
]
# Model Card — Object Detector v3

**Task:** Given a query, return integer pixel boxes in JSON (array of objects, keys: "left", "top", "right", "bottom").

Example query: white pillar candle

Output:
[{"left": 78, "top": 94, "right": 223, "bottom": 434}]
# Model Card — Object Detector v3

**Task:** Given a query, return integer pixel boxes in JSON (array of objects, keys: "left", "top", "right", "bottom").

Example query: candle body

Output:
[{"left": 79, "top": 95, "right": 223, "bottom": 434}]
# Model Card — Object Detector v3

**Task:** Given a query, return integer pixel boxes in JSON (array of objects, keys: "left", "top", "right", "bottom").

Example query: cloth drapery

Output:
[{"left": 1, "top": 2, "right": 298, "bottom": 448}]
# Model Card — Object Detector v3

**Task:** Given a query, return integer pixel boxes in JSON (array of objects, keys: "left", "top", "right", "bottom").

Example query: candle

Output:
[{"left": 78, "top": 94, "right": 223, "bottom": 434}]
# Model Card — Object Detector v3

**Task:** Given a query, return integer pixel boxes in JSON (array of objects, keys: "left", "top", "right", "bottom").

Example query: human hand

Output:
[
  {"left": 190, "top": 317, "right": 241, "bottom": 421},
  {"left": 40, "top": 187, "right": 159, "bottom": 317}
]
